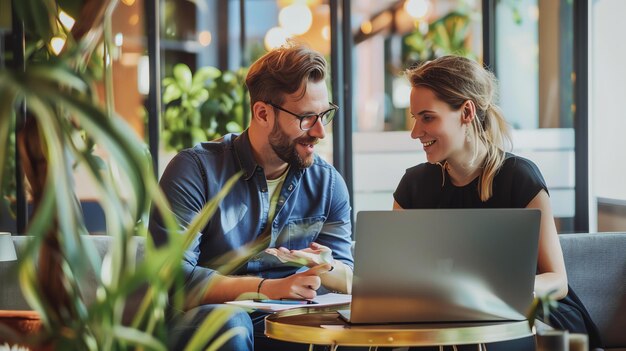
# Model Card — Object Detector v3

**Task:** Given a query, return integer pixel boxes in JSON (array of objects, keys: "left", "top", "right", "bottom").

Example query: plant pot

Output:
[{"left": 0, "top": 310, "right": 50, "bottom": 351}]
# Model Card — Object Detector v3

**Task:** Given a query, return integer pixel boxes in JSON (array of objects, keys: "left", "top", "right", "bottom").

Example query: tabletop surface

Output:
[{"left": 265, "top": 305, "right": 533, "bottom": 347}]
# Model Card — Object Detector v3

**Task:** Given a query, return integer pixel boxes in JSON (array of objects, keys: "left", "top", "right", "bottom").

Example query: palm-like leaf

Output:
[{"left": 1, "top": 2, "right": 243, "bottom": 350}]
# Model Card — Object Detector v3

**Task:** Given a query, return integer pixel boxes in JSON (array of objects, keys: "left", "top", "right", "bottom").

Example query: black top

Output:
[
  {"left": 393, "top": 153, "right": 548, "bottom": 209},
  {"left": 393, "top": 153, "right": 603, "bottom": 346}
]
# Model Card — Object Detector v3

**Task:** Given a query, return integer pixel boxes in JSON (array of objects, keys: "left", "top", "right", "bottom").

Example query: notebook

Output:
[{"left": 339, "top": 208, "right": 541, "bottom": 324}]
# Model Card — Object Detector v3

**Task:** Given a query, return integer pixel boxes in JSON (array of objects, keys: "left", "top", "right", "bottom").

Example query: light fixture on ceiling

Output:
[
  {"left": 264, "top": 27, "right": 290, "bottom": 51},
  {"left": 198, "top": 31, "right": 212, "bottom": 47},
  {"left": 404, "top": 0, "right": 431, "bottom": 20},
  {"left": 278, "top": 3, "right": 313, "bottom": 35}
]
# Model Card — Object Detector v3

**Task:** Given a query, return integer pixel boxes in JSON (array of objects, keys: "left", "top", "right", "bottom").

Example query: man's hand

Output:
[
  {"left": 260, "top": 264, "right": 331, "bottom": 300},
  {"left": 265, "top": 242, "right": 335, "bottom": 268}
]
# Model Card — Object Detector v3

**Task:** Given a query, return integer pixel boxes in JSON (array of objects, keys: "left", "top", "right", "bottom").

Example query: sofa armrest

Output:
[{"left": 560, "top": 232, "right": 626, "bottom": 349}]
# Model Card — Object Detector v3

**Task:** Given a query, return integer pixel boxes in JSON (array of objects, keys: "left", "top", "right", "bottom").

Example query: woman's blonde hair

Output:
[{"left": 406, "top": 55, "right": 512, "bottom": 201}]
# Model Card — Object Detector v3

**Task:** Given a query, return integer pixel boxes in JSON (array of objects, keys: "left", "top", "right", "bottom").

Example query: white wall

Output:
[
  {"left": 591, "top": 0, "right": 626, "bottom": 202},
  {"left": 353, "top": 129, "right": 575, "bottom": 218}
]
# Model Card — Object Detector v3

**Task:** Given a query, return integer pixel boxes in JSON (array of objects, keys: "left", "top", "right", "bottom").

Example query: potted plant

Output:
[
  {"left": 527, "top": 290, "right": 572, "bottom": 351},
  {"left": 0, "top": 1, "right": 239, "bottom": 349}
]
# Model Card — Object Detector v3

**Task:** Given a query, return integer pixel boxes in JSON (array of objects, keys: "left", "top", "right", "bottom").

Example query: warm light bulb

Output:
[
  {"left": 278, "top": 4, "right": 313, "bottom": 35},
  {"left": 198, "top": 31, "right": 212, "bottom": 46},
  {"left": 264, "top": 27, "right": 290, "bottom": 51},
  {"left": 129, "top": 14, "right": 139, "bottom": 26},
  {"left": 404, "top": 0, "right": 431, "bottom": 19},
  {"left": 360, "top": 21, "right": 373, "bottom": 34},
  {"left": 50, "top": 37, "right": 66, "bottom": 55},
  {"left": 59, "top": 10, "right": 75, "bottom": 30},
  {"left": 321, "top": 25, "right": 331, "bottom": 41}
]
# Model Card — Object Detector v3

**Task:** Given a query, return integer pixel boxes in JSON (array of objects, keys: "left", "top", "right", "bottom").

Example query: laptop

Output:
[{"left": 339, "top": 208, "right": 540, "bottom": 324}]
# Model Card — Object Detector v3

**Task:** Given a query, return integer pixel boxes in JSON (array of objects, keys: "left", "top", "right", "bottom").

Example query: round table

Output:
[{"left": 265, "top": 305, "right": 532, "bottom": 350}]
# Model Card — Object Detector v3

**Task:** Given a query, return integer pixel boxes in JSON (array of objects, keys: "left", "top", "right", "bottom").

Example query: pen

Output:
[{"left": 253, "top": 299, "right": 318, "bottom": 305}]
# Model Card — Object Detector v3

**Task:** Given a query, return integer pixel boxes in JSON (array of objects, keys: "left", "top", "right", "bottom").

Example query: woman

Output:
[{"left": 394, "top": 56, "right": 599, "bottom": 350}]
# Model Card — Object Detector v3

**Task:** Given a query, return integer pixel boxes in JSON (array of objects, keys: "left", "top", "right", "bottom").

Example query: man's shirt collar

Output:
[{"left": 233, "top": 130, "right": 259, "bottom": 180}]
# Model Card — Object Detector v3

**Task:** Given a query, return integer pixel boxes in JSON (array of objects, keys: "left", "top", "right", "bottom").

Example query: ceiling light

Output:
[
  {"left": 264, "top": 27, "right": 290, "bottom": 50},
  {"left": 278, "top": 4, "right": 313, "bottom": 35}
]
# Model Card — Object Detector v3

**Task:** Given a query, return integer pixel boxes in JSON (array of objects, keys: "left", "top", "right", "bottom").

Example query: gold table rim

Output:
[{"left": 265, "top": 305, "right": 532, "bottom": 347}]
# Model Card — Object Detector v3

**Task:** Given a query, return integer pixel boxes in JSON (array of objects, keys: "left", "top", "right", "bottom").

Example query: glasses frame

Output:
[{"left": 266, "top": 101, "right": 339, "bottom": 131}]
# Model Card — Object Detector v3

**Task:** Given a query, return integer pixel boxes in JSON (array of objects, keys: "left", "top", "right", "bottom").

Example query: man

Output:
[{"left": 149, "top": 43, "right": 354, "bottom": 350}]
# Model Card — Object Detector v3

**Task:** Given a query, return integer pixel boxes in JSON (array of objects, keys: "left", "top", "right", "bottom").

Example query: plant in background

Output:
[
  {"left": 0, "top": 0, "right": 240, "bottom": 349},
  {"left": 162, "top": 63, "right": 247, "bottom": 152},
  {"left": 403, "top": 10, "right": 477, "bottom": 65}
]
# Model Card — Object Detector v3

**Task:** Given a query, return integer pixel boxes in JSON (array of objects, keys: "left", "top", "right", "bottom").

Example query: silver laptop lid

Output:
[{"left": 349, "top": 209, "right": 541, "bottom": 324}]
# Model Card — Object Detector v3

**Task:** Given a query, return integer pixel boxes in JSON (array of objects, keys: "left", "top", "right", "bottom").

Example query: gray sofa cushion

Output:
[
  {"left": 560, "top": 233, "right": 626, "bottom": 349},
  {"left": 0, "top": 235, "right": 145, "bottom": 312}
]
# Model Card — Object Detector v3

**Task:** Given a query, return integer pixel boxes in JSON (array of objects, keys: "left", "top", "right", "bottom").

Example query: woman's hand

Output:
[{"left": 265, "top": 242, "right": 335, "bottom": 268}]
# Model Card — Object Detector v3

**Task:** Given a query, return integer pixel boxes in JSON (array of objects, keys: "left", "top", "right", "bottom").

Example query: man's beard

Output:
[{"left": 268, "top": 122, "right": 317, "bottom": 169}]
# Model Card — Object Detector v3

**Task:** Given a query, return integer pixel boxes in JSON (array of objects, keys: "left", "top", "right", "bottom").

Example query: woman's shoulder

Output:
[
  {"left": 497, "top": 152, "right": 548, "bottom": 200},
  {"left": 501, "top": 153, "right": 543, "bottom": 177}
]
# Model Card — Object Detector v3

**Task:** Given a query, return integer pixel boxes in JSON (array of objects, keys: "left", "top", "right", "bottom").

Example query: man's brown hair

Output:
[{"left": 246, "top": 43, "right": 327, "bottom": 107}]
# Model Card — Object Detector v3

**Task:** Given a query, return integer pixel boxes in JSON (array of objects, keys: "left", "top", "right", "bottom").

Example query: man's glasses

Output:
[{"left": 266, "top": 101, "right": 338, "bottom": 131}]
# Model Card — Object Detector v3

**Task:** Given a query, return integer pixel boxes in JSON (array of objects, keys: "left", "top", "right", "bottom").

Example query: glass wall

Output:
[
  {"left": 591, "top": 0, "right": 626, "bottom": 231},
  {"left": 350, "top": 0, "right": 483, "bottom": 216},
  {"left": 495, "top": 0, "right": 576, "bottom": 231}
]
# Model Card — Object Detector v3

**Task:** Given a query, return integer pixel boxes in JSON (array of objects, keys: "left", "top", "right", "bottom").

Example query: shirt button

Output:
[
  {"left": 261, "top": 188, "right": 267, "bottom": 192},
  {"left": 287, "top": 184, "right": 293, "bottom": 191}
]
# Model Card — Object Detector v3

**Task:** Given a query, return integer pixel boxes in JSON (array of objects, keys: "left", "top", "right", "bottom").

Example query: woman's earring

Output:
[{"left": 465, "top": 128, "right": 472, "bottom": 143}]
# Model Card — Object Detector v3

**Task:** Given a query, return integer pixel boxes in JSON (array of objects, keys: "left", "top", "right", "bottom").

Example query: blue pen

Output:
[{"left": 253, "top": 299, "right": 317, "bottom": 305}]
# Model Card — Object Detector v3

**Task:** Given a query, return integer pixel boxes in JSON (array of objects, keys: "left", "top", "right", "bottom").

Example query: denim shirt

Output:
[{"left": 149, "top": 131, "right": 354, "bottom": 294}]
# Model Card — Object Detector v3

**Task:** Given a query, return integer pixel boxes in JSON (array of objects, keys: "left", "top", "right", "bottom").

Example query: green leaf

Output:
[
  {"left": 29, "top": 63, "right": 90, "bottom": 93},
  {"left": 192, "top": 66, "right": 221, "bottom": 89},
  {"left": 112, "top": 326, "right": 167, "bottom": 351},
  {"left": 163, "top": 84, "right": 183, "bottom": 104},
  {"left": 184, "top": 306, "right": 238, "bottom": 351},
  {"left": 205, "top": 327, "right": 248, "bottom": 351},
  {"left": 14, "top": 0, "right": 59, "bottom": 43},
  {"left": 191, "top": 127, "right": 206, "bottom": 145},
  {"left": 221, "top": 71, "right": 235, "bottom": 83},
  {"left": 173, "top": 63, "right": 193, "bottom": 91},
  {"left": 162, "top": 77, "right": 176, "bottom": 87},
  {"left": 189, "top": 89, "right": 209, "bottom": 107},
  {"left": 226, "top": 121, "right": 242, "bottom": 133}
]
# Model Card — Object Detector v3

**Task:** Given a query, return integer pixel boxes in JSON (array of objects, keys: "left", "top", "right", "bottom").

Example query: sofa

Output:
[
  {"left": 1, "top": 233, "right": 625, "bottom": 350},
  {"left": 0, "top": 236, "right": 146, "bottom": 314},
  {"left": 559, "top": 233, "right": 626, "bottom": 351}
]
